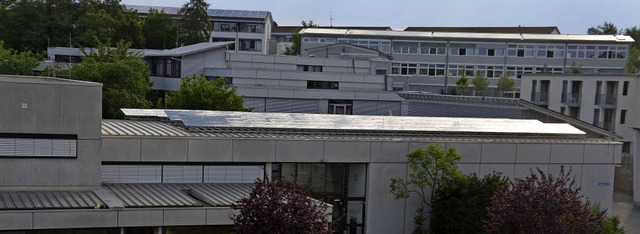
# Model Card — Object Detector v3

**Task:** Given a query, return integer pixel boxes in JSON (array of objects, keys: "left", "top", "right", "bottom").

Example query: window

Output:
[
  {"left": 536, "top": 45, "right": 565, "bottom": 58},
  {"left": 213, "top": 22, "right": 237, "bottom": 32},
  {"left": 507, "top": 44, "right": 535, "bottom": 57},
  {"left": 102, "top": 164, "right": 263, "bottom": 184},
  {"left": 420, "top": 42, "right": 446, "bottom": 55},
  {"left": 375, "top": 69, "right": 387, "bottom": 75},
  {"left": 477, "top": 47, "right": 505, "bottom": 57},
  {"left": 307, "top": 81, "right": 338, "bottom": 89},
  {"left": 450, "top": 44, "right": 476, "bottom": 56},
  {"left": 297, "top": 65, "right": 323, "bottom": 72},
  {"left": 392, "top": 42, "right": 419, "bottom": 54},
  {"left": 593, "top": 108, "right": 600, "bottom": 125},
  {"left": 448, "top": 65, "right": 475, "bottom": 77},
  {"left": 239, "top": 39, "right": 262, "bottom": 52},
  {"left": 238, "top": 23, "right": 264, "bottom": 33},
  {"left": 621, "top": 109, "right": 627, "bottom": 124},
  {"left": 535, "top": 67, "right": 563, "bottom": 74},
  {"left": 623, "top": 142, "right": 631, "bottom": 153},
  {"left": 54, "top": 55, "right": 82, "bottom": 63},
  {"left": 476, "top": 65, "right": 504, "bottom": 78},
  {"left": 598, "top": 46, "right": 627, "bottom": 59},
  {"left": 0, "top": 134, "right": 77, "bottom": 158},
  {"left": 506, "top": 66, "right": 534, "bottom": 78},
  {"left": 418, "top": 64, "right": 445, "bottom": 76},
  {"left": 304, "top": 37, "right": 336, "bottom": 44},
  {"left": 328, "top": 100, "right": 353, "bottom": 114},
  {"left": 391, "top": 63, "right": 418, "bottom": 75},
  {"left": 623, "top": 81, "right": 629, "bottom": 96},
  {"left": 338, "top": 39, "right": 390, "bottom": 53}
]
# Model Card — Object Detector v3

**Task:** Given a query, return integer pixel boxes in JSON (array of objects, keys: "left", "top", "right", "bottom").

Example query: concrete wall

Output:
[{"left": 0, "top": 77, "right": 102, "bottom": 189}]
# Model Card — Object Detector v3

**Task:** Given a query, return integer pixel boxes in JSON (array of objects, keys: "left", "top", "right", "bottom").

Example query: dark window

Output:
[
  {"left": 307, "top": 81, "right": 338, "bottom": 89},
  {"left": 623, "top": 142, "right": 631, "bottom": 153},
  {"left": 54, "top": 55, "right": 83, "bottom": 63},
  {"left": 328, "top": 100, "right": 353, "bottom": 115},
  {"left": 517, "top": 49, "right": 525, "bottom": 57},
  {"left": 623, "top": 81, "right": 629, "bottom": 96},
  {"left": 376, "top": 69, "right": 387, "bottom": 75},
  {"left": 621, "top": 109, "right": 627, "bottom": 124},
  {"left": 298, "top": 65, "right": 323, "bottom": 72},
  {"left": 487, "top": 49, "right": 495, "bottom": 56}
]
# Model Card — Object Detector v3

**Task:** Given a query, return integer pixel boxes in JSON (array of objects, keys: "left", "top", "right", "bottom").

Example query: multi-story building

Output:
[
  {"left": 299, "top": 28, "right": 634, "bottom": 95},
  {"left": 128, "top": 5, "right": 273, "bottom": 54},
  {"left": 270, "top": 25, "right": 392, "bottom": 55}
]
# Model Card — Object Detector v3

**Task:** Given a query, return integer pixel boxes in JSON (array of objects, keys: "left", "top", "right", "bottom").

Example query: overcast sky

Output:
[{"left": 122, "top": 0, "right": 639, "bottom": 34}]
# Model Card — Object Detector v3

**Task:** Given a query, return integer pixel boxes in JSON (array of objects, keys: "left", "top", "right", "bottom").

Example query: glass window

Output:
[
  {"left": 507, "top": 44, "right": 535, "bottom": 57},
  {"left": 450, "top": 44, "right": 476, "bottom": 56},
  {"left": 391, "top": 63, "right": 417, "bottom": 75},
  {"left": 213, "top": 22, "right": 237, "bottom": 32},
  {"left": 239, "top": 39, "right": 262, "bottom": 52},
  {"left": 420, "top": 42, "right": 446, "bottom": 55},
  {"left": 392, "top": 42, "right": 419, "bottom": 54}
]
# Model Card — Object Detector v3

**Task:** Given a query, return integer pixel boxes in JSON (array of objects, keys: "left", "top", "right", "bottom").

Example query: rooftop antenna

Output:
[{"left": 330, "top": 10, "right": 334, "bottom": 27}]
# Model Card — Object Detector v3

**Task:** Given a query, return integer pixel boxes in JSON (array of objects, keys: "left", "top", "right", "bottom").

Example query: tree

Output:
[
  {"left": 623, "top": 26, "right": 640, "bottom": 48},
  {"left": 166, "top": 75, "right": 251, "bottom": 111},
  {"left": 588, "top": 22, "right": 620, "bottom": 35},
  {"left": 0, "top": 41, "right": 41, "bottom": 75},
  {"left": 178, "top": 0, "right": 211, "bottom": 46},
  {"left": 486, "top": 167, "right": 606, "bottom": 233},
  {"left": 71, "top": 41, "right": 152, "bottom": 119},
  {"left": 455, "top": 69, "right": 470, "bottom": 95},
  {"left": 2, "top": 0, "right": 48, "bottom": 52},
  {"left": 74, "top": 11, "right": 117, "bottom": 47},
  {"left": 628, "top": 47, "right": 640, "bottom": 74},
  {"left": 569, "top": 62, "right": 584, "bottom": 74},
  {"left": 472, "top": 72, "right": 489, "bottom": 96},
  {"left": 143, "top": 9, "right": 177, "bottom": 49},
  {"left": 232, "top": 178, "right": 331, "bottom": 234},
  {"left": 431, "top": 172, "right": 509, "bottom": 234},
  {"left": 496, "top": 73, "right": 515, "bottom": 95},
  {"left": 284, "top": 20, "right": 318, "bottom": 56},
  {"left": 389, "top": 144, "right": 462, "bottom": 232}
]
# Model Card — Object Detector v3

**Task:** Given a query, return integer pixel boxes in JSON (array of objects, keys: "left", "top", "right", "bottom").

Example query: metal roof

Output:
[
  {"left": 299, "top": 28, "right": 635, "bottom": 43},
  {"left": 404, "top": 26, "right": 560, "bottom": 34},
  {"left": 127, "top": 5, "right": 270, "bottom": 20},
  {"left": 121, "top": 109, "right": 585, "bottom": 135},
  {"left": 0, "top": 191, "right": 105, "bottom": 210},
  {"left": 143, "top": 42, "right": 233, "bottom": 57},
  {"left": 105, "top": 183, "right": 251, "bottom": 208},
  {"left": 102, "top": 119, "right": 190, "bottom": 137}
]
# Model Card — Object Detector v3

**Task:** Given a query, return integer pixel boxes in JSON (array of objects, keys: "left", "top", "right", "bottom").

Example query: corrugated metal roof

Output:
[
  {"left": 404, "top": 26, "right": 560, "bottom": 34},
  {"left": 126, "top": 5, "right": 270, "bottom": 20},
  {"left": 299, "top": 28, "right": 635, "bottom": 43},
  {"left": 0, "top": 191, "right": 104, "bottom": 210},
  {"left": 102, "top": 119, "right": 190, "bottom": 137},
  {"left": 105, "top": 183, "right": 251, "bottom": 208},
  {"left": 144, "top": 42, "right": 233, "bottom": 57}
]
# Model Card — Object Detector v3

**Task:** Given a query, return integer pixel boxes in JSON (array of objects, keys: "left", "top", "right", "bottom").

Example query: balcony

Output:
[
  {"left": 562, "top": 93, "right": 581, "bottom": 107},
  {"left": 531, "top": 92, "right": 549, "bottom": 106},
  {"left": 596, "top": 94, "right": 617, "bottom": 108},
  {"left": 595, "top": 121, "right": 615, "bottom": 131}
]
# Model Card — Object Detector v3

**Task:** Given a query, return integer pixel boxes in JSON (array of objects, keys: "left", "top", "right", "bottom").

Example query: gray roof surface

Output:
[
  {"left": 121, "top": 109, "right": 585, "bottom": 135},
  {"left": 0, "top": 191, "right": 105, "bottom": 210},
  {"left": 299, "top": 28, "right": 635, "bottom": 43},
  {"left": 0, "top": 75, "right": 102, "bottom": 87},
  {"left": 127, "top": 5, "right": 270, "bottom": 20},
  {"left": 143, "top": 42, "right": 233, "bottom": 57},
  {"left": 105, "top": 183, "right": 251, "bottom": 208}
]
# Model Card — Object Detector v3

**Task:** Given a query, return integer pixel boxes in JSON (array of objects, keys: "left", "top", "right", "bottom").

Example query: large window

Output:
[
  {"left": 448, "top": 65, "right": 475, "bottom": 77},
  {"left": 392, "top": 42, "right": 419, "bottom": 54},
  {"left": 337, "top": 38, "right": 391, "bottom": 53},
  {"left": 101, "top": 164, "right": 264, "bottom": 184},
  {"left": 238, "top": 23, "right": 264, "bottom": 33},
  {"left": 450, "top": 44, "right": 476, "bottom": 56},
  {"left": 213, "top": 22, "right": 237, "bottom": 32},
  {"left": 598, "top": 46, "right": 627, "bottom": 59},
  {"left": 507, "top": 44, "right": 535, "bottom": 57},
  {"left": 391, "top": 63, "right": 418, "bottom": 75},
  {"left": 536, "top": 45, "right": 565, "bottom": 58},
  {"left": 419, "top": 64, "right": 446, "bottom": 76},
  {"left": 307, "top": 81, "right": 339, "bottom": 89},
  {"left": 212, "top": 37, "right": 236, "bottom": 50},
  {"left": 239, "top": 39, "right": 262, "bottom": 52},
  {"left": 328, "top": 100, "right": 353, "bottom": 114},
  {"left": 304, "top": 37, "right": 337, "bottom": 44},
  {"left": 506, "top": 66, "right": 535, "bottom": 78},
  {"left": 476, "top": 65, "right": 504, "bottom": 78},
  {"left": 420, "top": 42, "right": 446, "bottom": 55},
  {"left": 567, "top": 45, "right": 626, "bottom": 59},
  {"left": 0, "top": 134, "right": 77, "bottom": 158},
  {"left": 150, "top": 58, "right": 181, "bottom": 78}
]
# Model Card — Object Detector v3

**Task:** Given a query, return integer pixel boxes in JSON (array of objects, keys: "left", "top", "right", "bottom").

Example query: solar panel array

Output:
[
  {"left": 121, "top": 109, "right": 585, "bottom": 135},
  {"left": 208, "top": 9, "right": 269, "bottom": 19}
]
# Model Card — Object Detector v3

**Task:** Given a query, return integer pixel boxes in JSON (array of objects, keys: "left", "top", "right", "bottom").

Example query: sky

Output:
[{"left": 122, "top": 0, "right": 640, "bottom": 34}]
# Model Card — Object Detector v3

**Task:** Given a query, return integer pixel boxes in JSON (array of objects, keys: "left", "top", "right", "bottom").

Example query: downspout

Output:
[{"left": 444, "top": 40, "right": 450, "bottom": 93}]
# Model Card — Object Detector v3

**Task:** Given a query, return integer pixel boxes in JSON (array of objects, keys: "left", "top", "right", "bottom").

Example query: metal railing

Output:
[{"left": 562, "top": 93, "right": 581, "bottom": 106}]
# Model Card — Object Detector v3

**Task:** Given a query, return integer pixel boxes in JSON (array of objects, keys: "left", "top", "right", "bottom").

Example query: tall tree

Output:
[
  {"left": 2, "top": 0, "right": 48, "bottom": 52},
  {"left": 623, "top": 26, "right": 640, "bottom": 48},
  {"left": 143, "top": 9, "right": 177, "bottom": 49},
  {"left": 178, "top": 0, "right": 211, "bottom": 45},
  {"left": 587, "top": 22, "right": 620, "bottom": 35},
  {"left": 284, "top": 20, "right": 318, "bottom": 56},
  {"left": 74, "top": 11, "right": 117, "bottom": 47},
  {"left": 0, "top": 41, "right": 41, "bottom": 75},
  {"left": 472, "top": 72, "right": 489, "bottom": 96},
  {"left": 455, "top": 69, "right": 470, "bottom": 95},
  {"left": 71, "top": 41, "right": 152, "bottom": 118},
  {"left": 45, "top": 0, "right": 80, "bottom": 48},
  {"left": 112, "top": 9, "right": 145, "bottom": 48},
  {"left": 167, "top": 75, "right": 251, "bottom": 111},
  {"left": 497, "top": 73, "right": 515, "bottom": 95}
]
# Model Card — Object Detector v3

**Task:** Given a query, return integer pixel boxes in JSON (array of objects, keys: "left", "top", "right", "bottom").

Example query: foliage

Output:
[
  {"left": 486, "top": 167, "right": 606, "bottom": 233},
  {"left": 1, "top": 0, "right": 48, "bottom": 52},
  {"left": 496, "top": 73, "right": 515, "bottom": 93},
  {"left": 472, "top": 72, "right": 489, "bottom": 95},
  {"left": 588, "top": 22, "right": 620, "bottom": 35},
  {"left": 0, "top": 41, "right": 41, "bottom": 75},
  {"left": 284, "top": 20, "right": 318, "bottom": 56},
  {"left": 623, "top": 26, "right": 640, "bottom": 48},
  {"left": 570, "top": 62, "right": 584, "bottom": 74},
  {"left": 628, "top": 47, "right": 640, "bottom": 74},
  {"left": 178, "top": 0, "right": 211, "bottom": 46},
  {"left": 412, "top": 204, "right": 428, "bottom": 234},
  {"left": 70, "top": 41, "right": 151, "bottom": 119},
  {"left": 602, "top": 214, "right": 625, "bottom": 234},
  {"left": 143, "top": 9, "right": 177, "bottom": 49},
  {"left": 232, "top": 178, "right": 331, "bottom": 234},
  {"left": 431, "top": 172, "right": 509, "bottom": 234},
  {"left": 167, "top": 75, "right": 251, "bottom": 111},
  {"left": 455, "top": 70, "right": 470, "bottom": 95}
]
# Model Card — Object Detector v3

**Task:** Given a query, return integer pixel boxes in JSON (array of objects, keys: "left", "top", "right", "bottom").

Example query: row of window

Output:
[
  {"left": 391, "top": 63, "right": 564, "bottom": 78},
  {"left": 212, "top": 38, "right": 263, "bottom": 52},
  {"left": 303, "top": 37, "right": 628, "bottom": 59},
  {"left": 212, "top": 22, "right": 264, "bottom": 33}
]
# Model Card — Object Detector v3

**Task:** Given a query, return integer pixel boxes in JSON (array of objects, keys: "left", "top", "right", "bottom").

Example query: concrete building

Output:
[{"left": 0, "top": 75, "right": 624, "bottom": 234}]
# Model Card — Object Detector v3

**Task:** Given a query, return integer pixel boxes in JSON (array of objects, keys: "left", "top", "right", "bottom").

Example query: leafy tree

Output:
[
  {"left": 0, "top": 41, "right": 41, "bottom": 75},
  {"left": 431, "top": 172, "right": 509, "bottom": 234},
  {"left": 284, "top": 20, "right": 318, "bottom": 56},
  {"left": 112, "top": 9, "right": 145, "bottom": 49},
  {"left": 178, "top": 0, "right": 211, "bottom": 46},
  {"left": 628, "top": 47, "right": 640, "bottom": 74},
  {"left": 74, "top": 11, "right": 117, "bottom": 47},
  {"left": 45, "top": 0, "right": 81, "bottom": 48},
  {"left": 455, "top": 69, "right": 470, "bottom": 95},
  {"left": 71, "top": 41, "right": 152, "bottom": 119},
  {"left": 588, "top": 22, "right": 620, "bottom": 35},
  {"left": 232, "top": 178, "right": 331, "bottom": 234},
  {"left": 389, "top": 144, "right": 462, "bottom": 232},
  {"left": 167, "top": 75, "right": 251, "bottom": 111},
  {"left": 623, "top": 26, "right": 640, "bottom": 48},
  {"left": 472, "top": 72, "right": 489, "bottom": 96},
  {"left": 143, "top": 9, "right": 177, "bottom": 49},
  {"left": 496, "top": 73, "right": 515, "bottom": 95},
  {"left": 2, "top": 0, "right": 48, "bottom": 52},
  {"left": 569, "top": 62, "right": 584, "bottom": 74},
  {"left": 486, "top": 167, "right": 606, "bottom": 233}
]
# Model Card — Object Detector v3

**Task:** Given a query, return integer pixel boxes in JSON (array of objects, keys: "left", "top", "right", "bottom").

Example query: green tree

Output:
[
  {"left": 167, "top": 75, "right": 251, "bottom": 111},
  {"left": 570, "top": 62, "right": 584, "bottom": 74},
  {"left": 2, "top": 0, "right": 48, "bottom": 52},
  {"left": 0, "top": 41, "right": 41, "bottom": 75},
  {"left": 178, "top": 0, "right": 211, "bottom": 46},
  {"left": 623, "top": 26, "right": 640, "bottom": 48},
  {"left": 71, "top": 41, "right": 152, "bottom": 119},
  {"left": 628, "top": 47, "right": 640, "bottom": 74},
  {"left": 143, "top": 9, "right": 177, "bottom": 49},
  {"left": 472, "top": 72, "right": 489, "bottom": 96},
  {"left": 455, "top": 69, "right": 470, "bottom": 95},
  {"left": 588, "top": 22, "right": 620, "bottom": 35},
  {"left": 74, "top": 11, "right": 117, "bottom": 47},
  {"left": 389, "top": 144, "right": 462, "bottom": 232},
  {"left": 431, "top": 172, "right": 509, "bottom": 234},
  {"left": 497, "top": 73, "right": 515, "bottom": 95},
  {"left": 284, "top": 20, "right": 318, "bottom": 56},
  {"left": 112, "top": 9, "right": 145, "bottom": 49},
  {"left": 45, "top": 0, "right": 82, "bottom": 48}
]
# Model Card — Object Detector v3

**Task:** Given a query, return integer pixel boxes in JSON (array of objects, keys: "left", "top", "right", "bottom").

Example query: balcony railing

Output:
[
  {"left": 596, "top": 94, "right": 617, "bottom": 107},
  {"left": 562, "top": 93, "right": 581, "bottom": 106}
]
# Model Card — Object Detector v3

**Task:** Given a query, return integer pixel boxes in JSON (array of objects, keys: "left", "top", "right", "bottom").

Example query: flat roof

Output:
[
  {"left": 120, "top": 109, "right": 585, "bottom": 136},
  {"left": 105, "top": 183, "right": 251, "bottom": 208},
  {"left": 404, "top": 26, "right": 560, "bottom": 34},
  {"left": 127, "top": 5, "right": 270, "bottom": 20},
  {"left": 0, "top": 75, "right": 102, "bottom": 87},
  {"left": 299, "top": 28, "right": 635, "bottom": 43},
  {"left": 144, "top": 42, "right": 233, "bottom": 57},
  {"left": 0, "top": 190, "right": 105, "bottom": 210}
]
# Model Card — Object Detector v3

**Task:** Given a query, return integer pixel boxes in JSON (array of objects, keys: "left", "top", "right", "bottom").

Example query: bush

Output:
[{"left": 431, "top": 172, "right": 509, "bottom": 233}]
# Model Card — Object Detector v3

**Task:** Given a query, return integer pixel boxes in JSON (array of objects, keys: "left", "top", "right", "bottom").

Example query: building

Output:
[
  {"left": 299, "top": 28, "right": 634, "bottom": 95},
  {"left": 128, "top": 5, "right": 273, "bottom": 54},
  {"left": 271, "top": 25, "right": 392, "bottom": 55},
  {"left": 0, "top": 75, "right": 622, "bottom": 234}
]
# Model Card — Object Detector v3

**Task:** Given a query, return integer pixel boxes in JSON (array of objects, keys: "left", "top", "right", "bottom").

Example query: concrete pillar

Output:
[
  {"left": 633, "top": 129, "right": 640, "bottom": 205},
  {"left": 265, "top": 162, "right": 273, "bottom": 180}
]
